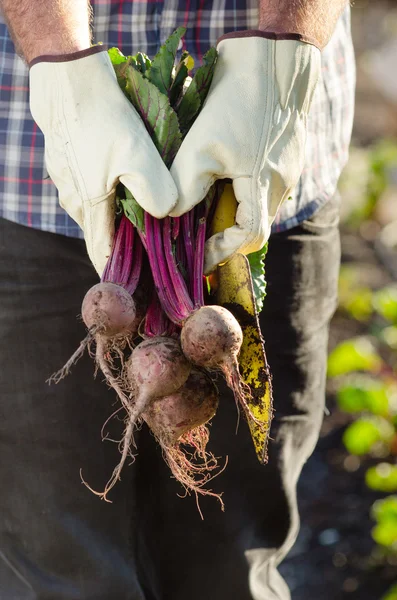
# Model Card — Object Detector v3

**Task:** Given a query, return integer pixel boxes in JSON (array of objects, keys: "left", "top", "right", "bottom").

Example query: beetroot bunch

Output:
[{"left": 52, "top": 29, "right": 264, "bottom": 508}]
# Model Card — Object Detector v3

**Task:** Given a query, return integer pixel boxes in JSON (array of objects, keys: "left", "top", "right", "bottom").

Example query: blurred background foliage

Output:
[
  {"left": 326, "top": 135, "right": 397, "bottom": 598},
  {"left": 280, "top": 1, "right": 397, "bottom": 597}
]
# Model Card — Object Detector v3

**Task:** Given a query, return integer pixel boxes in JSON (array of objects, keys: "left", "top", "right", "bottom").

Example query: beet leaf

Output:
[
  {"left": 147, "top": 27, "right": 186, "bottom": 96},
  {"left": 177, "top": 47, "right": 218, "bottom": 135},
  {"left": 136, "top": 52, "right": 151, "bottom": 74},
  {"left": 107, "top": 31, "right": 218, "bottom": 324},
  {"left": 120, "top": 189, "right": 145, "bottom": 233},
  {"left": 108, "top": 47, "right": 127, "bottom": 66},
  {"left": 125, "top": 66, "right": 182, "bottom": 167},
  {"left": 169, "top": 51, "right": 194, "bottom": 108},
  {"left": 247, "top": 243, "right": 268, "bottom": 313}
]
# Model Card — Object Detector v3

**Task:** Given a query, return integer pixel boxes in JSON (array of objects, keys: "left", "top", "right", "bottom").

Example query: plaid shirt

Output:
[{"left": 0, "top": 2, "right": 355, "bottom": 238}]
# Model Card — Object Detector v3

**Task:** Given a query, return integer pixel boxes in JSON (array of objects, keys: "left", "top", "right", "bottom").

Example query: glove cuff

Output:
[
  {"left": 29, "top": 45, "right": 107, "bottom": 69},
  {"left": 217, "top": 29, "right": 320, "bottom": 50}
]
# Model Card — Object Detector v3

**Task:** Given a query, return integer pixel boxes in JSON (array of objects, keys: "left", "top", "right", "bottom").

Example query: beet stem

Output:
[
  {"left": 144, "top": 290, "right": 178, "bottom": 337},
  {"left": 172, "top": 216, "right": 180, "bottom": 239},
  {"left": 163, "top": 216, "right": 194, "bottom": 315},
  {"left": 182, "top": 212, "right": 194, "bottom": 289},
  {"left": 102, "top": 215, "right": 142, "bottom": 296},
  {"left": 118, "top": 217, "right": 133, "bottom": 287},
  {"left": 144, "top": 213, "right": 178, "bottom": 320},
  {"left": 193, "top": 216, "right": 206, "bottom": 308},
  {"left": 144, "top": 212, "right": 191, "bottom": 324},
  {"left": 125, "top": 227, "right": 143, "bottom": 296},
  {"left": 101, "top": 216, "right": 126, "bottom": 282}
]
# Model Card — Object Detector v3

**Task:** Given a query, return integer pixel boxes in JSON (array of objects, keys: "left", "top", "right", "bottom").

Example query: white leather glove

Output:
[
  {"left": 29, "top": 47, "right": 178, "bottom": 276},
  {"left": 170, "top": 32, "right": 321, "bottom": 274}
]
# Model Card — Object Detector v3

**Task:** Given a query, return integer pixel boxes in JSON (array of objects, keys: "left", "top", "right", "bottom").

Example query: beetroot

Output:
[
  {"left": 143, "top": 368, "right": 218, "bottom": 446},
  {"left": 143, "top": 368, "right": 224, "bottom": 511},
  {"left": 127, "top": 337, "right": 191, "bottom": 400},
  {"left": 50, "top": 214, "right": 144, "bottom": 384},
  {"left": 181, "top": 305, "right": 242, "bottom": 369},
  {"left": 181, "top": 305, "right": 259, "bottom": 425},
  {"left": 81, "top": 282, "right": 138, "bottom": 338},
  {"left": 50, "top": 281, "right": 140, "bottom": 417},
  {"left": 93, "top": 336, "right": 192, "bottom": 501}
]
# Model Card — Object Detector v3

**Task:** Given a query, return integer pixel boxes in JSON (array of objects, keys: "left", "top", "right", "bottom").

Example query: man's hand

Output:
[
  {"left": 170, "top": 33, "right": 320, "bottom": 274},
  {"left": 29, "top": 48, "right": 178, "bottom": 275},
  {"left": 170, "top": 0, "right": 347, "bottom": 274},
  {"left": 1, "top": 0, "right": 178, "bottom": 275}
]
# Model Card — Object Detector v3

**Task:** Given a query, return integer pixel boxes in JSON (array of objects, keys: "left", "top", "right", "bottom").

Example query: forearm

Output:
[
  {"left": 259, "top": 0, "right": 347, "bottom": 49},
  {"left": 0, "top": 0, "right": 92, "bottom": 62}
]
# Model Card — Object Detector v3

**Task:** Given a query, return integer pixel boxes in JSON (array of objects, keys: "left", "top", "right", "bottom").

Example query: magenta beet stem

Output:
[
  {"left": 101, "top": 214, "right": 141, "bottom": 296},
  {"left": 144, "top": 212, "right": 189, "bottom": 324},
  {"left": 163, "top": 217, "right": 194, "bottom": 315},
  {"left": 153, "top": 216, "right": 185, "bottom": 320},
  {"left": 175, "top": 230, "right": 188, "bottom": 283},
  {"left": 182, "top": 212, "right": 194, "bottom": 288},
  {"left": 144, "top": 290, "right": 179, "bottom": 337},
  {"left": 119, "top": 216, "right": 133, "bottom": 284},
  {"left": 193, "top": 217, "right": 206, "bottom": 308},
  {"left": 101, "top": 215, "right": 126, "bottom": 282},
  {"left": 172, "top": 216, "right": 180, "bottom": 240},
  {"left": 125, "top": 226, "right": 143, "bottom": 296}
]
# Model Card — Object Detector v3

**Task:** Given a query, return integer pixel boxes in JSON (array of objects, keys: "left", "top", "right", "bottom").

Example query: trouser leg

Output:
[
  {"left": 248, "top": 199, "right": 341, "bottom": 599},
  {"left": 0, "top": 218, "right": 144, "bottom": 600}
]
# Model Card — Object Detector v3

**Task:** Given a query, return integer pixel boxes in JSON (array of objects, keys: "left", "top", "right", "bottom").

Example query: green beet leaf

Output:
[
  {"left": 177, "top": 81, "right": 201, "bottom": 135},
  {"left": 108, "top": 47, "right": 127, "bottom": 66},
  {"left": 125, "top": 66, "right": 182, "bottom": 167},
  {"left": 170, "top": 63, "right": 188, "bottom": 107},
  {"left": 177, "top": 47, "right": 217, "bottom": 135},
  {"left": 147, "top": 27, "right": 186, "bottom": 95},
  {"left": 169, "top": 51, "right": 192, "bottom": 108},
  {"left": 108, "top": 49, "right": 131, "bottom": 94},
  {"left": 110, "top": 56, "right": 138, "bottom": 96},
  {"left": 135, "top": 52, "right": 151, "bottom": 74},
  {"left": 191, "top": 47, "right": 217, "bottom": 105},
  {"left": 247, "top": 244, "right": 268, "bottom": 313},
  {"left": 120, "top": 189, "right": 145, "bottom": 233}
]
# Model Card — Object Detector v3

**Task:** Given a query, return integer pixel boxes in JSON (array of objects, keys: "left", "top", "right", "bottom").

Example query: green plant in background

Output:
[
  {"left": 382, "top": 582, "right": 397, "bottom": 600},
  {"left": 332, "top": 136, "right": 397, "bottom": 598},
  {"left": 366, "top": 141, "right": 397, "bottom": 223},
  {"left": 328, "top": 279, "right": 397, "bottom": 569},
  {"left": 339, "top": 140, "right": 397, "bottom": 229}
]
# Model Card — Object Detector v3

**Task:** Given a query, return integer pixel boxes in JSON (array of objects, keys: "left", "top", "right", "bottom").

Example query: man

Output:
[{"left": 0, "top": 1, "right": 355, "bottom": 599}]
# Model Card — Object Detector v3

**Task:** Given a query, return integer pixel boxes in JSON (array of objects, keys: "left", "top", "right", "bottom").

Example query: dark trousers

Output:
[{"left": 0, "top": 198, "right": 340, "bottom": 600}]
